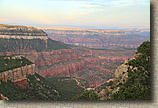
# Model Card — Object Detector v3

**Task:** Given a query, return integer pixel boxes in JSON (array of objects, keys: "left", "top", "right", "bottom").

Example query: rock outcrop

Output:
[
  {"left": 115, "top": 61, "right": 129, "bottom": 78},
  {"left": 115, "top": 53, "right": 140, "bottom": 79},
  {"left": 0, "top": 64, "right": 35, "bottom": 83},
  {"left": 98, "top": 53, "right": 140, "bottom": 100}
]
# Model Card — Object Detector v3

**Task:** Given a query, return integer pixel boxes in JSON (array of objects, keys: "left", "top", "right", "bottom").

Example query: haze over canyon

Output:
[{"left": 40, "top": 27, "right": 150, "bottom": 49}]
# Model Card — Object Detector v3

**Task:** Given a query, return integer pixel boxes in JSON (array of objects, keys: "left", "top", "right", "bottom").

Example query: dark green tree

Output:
[{"left": 111, "top": 41, "right": 150, "bottom": 100}]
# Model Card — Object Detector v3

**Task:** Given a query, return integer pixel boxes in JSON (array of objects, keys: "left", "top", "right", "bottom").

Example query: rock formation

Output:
[
  {"left": 0, "top": 64, "right": 35, "bottom": 84},
  {"left": 115, "top": 61, "right": 129, "bottom": 78},
  {"left": 0, "top": 24, "right": 48, "bottom": 48},
  {"left": 98, "top": 52, "right": 141, "bottom": 100},
  {"left": 0, "top": 24, "right": 48, "bottom": 39}
]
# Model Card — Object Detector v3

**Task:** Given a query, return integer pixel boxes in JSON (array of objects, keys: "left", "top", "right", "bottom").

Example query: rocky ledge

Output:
[{"left": 0, "top": 56, "right": 35, "bottom": 87}]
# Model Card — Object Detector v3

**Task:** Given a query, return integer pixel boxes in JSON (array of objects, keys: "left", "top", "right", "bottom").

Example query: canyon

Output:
[
  {"left": 43, "top": 27, "right": 150, "bottom": 49},
  {"left": 0, "top": 24, "right": 136, "bottom": 88},
  {"left": 0, "top": 47, "right": 134, "bottom": 87}
]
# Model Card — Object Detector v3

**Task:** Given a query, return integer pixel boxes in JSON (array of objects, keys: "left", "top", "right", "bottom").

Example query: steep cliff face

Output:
[
  {"left": 0, "top": 38, "right": 70, "bottom": 54},
  {"left": 0, "top": 64, "right": 35, "bottom": 83},
  {"left": 0, "top": 56, "right": 35, "bottom": 88}
]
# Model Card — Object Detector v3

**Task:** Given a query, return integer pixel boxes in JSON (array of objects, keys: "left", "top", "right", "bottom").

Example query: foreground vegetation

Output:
[
  {"left": 0, "top": 73, "right": 59, "bottom": 100},
  {"left": 72, "top": 41, "right": 150, "bottom": 100},
  {"left": 0, "top": 41, "right": 150, "bottom": 100},
  {"left": 72, "top": 90, "right": 99, "bottom": 100},
  {"left": 0, "top": 56, "right": 33, "bottom": 73},
  {"left": 47, "top": 77, "right": 84, "bottom": 100},
  {"left": 111, "top": 41, "right": 150, "bottom": 100},
  {"left": 0, "top": 73, "right": 84, "bottom": 100}
]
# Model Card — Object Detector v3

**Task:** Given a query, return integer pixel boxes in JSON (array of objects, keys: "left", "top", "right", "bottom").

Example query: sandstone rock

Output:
[
  {"left": 0, "top": 64, "right": 35, "bottom": 84},
  {"left": 115, "top": 61, "right": 129, "bottom": 78}
]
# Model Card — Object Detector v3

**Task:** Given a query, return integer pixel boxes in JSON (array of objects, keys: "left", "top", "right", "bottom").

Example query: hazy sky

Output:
[{"left": 0, "top": 0, "right": 150, "bottom": 28}]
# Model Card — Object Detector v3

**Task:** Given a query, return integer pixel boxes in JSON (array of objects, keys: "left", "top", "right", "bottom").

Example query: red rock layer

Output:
[
  {"left": 41, "top": 58, "right": 101, "bottom": 77},
  {"left": 0, "top": 47, "right": 135, "bottom": 87}
]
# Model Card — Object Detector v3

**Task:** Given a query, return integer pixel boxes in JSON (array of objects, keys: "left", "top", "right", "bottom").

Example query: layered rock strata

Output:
[
  {"left": 0, "top": 24, "right": 48, "bottom": 40},
  {"left": 0, "top": 64, "right": 35, "bottom": 83},
  {"left": 0, "top": 35, "right": 48, "bottom": 40}
]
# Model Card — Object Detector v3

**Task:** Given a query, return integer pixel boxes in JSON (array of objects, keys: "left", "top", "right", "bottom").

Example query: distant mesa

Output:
[{"left": 0, "top": 24, "right": 48, "bottom": 40}]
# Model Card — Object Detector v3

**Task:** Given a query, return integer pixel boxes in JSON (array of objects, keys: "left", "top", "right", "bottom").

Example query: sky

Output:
[{"left": 0, "top": 0, "right": 150, "bottom": 29}]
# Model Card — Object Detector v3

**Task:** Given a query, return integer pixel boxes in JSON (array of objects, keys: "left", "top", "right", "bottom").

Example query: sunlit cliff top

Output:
[{"left": 0, "top": 24, "right": 47, "bottom": 36}]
